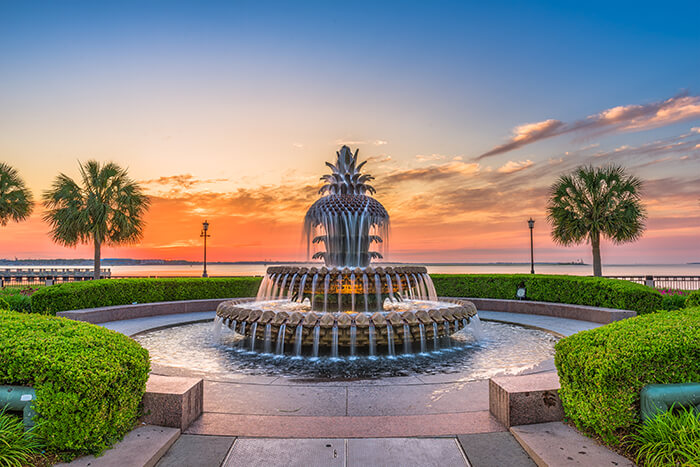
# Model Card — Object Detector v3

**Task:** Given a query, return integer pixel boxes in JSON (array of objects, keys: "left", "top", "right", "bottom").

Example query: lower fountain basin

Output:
[{"left": 215, "top": 298, "right": 478, "bottom": 356}]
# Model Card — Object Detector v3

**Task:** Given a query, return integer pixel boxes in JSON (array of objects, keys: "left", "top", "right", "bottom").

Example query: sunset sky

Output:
[{"left": 1, "top": 1, "right": 699, "bottom": 264}]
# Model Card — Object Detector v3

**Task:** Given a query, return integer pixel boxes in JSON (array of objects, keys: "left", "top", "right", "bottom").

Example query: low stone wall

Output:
[
  {"left": 57, "top": 298, "right": 253, "bottom": 324},
  {"left": 56, "top": 296, "right": 634, "bottom": 326},
  {"left": 456, "top": 297, "right": 636, "bottom": 324}
]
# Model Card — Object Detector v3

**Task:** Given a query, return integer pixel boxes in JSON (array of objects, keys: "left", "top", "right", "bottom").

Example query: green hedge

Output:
[
  {"left": 30, "top": 277, "right": 262, "bottom": 314},
  {"left": 430, "top": 274, "right": 662, "bottom": 314},
  {"left": 0, "top": 310, "right": 150, "bottom": 455},
  {"left": 555, "top": 308, "right": 700, "bottom": 444},
  {"left": 686, "top": 289, "right": 700, "bottom": 308}
]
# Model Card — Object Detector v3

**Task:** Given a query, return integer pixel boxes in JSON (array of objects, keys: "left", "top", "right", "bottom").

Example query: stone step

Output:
[
  {"left": 510, "top": 422, "right": 634, "bottom": 467},
  {"left": 489, "top": 372, "right": 563, "bottom": 428},
  {"left": 186, "top": 411, "right": 505, "bottom": 437}
]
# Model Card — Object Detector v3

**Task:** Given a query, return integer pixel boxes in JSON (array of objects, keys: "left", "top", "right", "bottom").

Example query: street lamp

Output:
[
  {"left": 528, "top": 218, "right": 535, "bottom": 274},
  {"left": 200, "top": 220, "right": 210, "bottom": 278}
]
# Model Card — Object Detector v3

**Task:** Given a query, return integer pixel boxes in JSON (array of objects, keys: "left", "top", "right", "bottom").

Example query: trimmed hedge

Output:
[
  {"left": 555, "top": 308, "right": 700, "bottom": 444},
  {"left": 686, "top": 289, "right": 700, "bottom": 308},
  {"left": 431, "top": 274, "right": 662, "bottom": 314},
  {"left": 30, "top": 277, "right": 262, "bottom": 314},
  {"left": 0, "top": 310, "right": 150, "bottom": 455}
]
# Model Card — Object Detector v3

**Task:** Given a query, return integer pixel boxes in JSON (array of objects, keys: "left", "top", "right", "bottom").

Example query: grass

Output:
[
  {"left": 625, "top": 405, "right": 700, "bottom": 466},
  {"left": 0, "top": 408, "right": 43, "bottom": 467}
]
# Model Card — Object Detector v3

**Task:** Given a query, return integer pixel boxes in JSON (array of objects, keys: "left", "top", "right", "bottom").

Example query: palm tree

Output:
[
  {"left": 0, "top": 162, "right": 33, "bottom": 226},
  {"left": 546, "top": 165, "right": 646, "bottom": 277},
  {"left": 43, "top": 160, "right": 150, "bottom": 280}
]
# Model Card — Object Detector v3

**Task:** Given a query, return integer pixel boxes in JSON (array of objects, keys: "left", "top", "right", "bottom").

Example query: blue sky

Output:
[{"left": 1, "top": 1, "right": 699, "bottom": 263}]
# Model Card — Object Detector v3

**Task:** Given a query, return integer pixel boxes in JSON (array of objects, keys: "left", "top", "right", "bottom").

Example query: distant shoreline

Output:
[{"left": 2, "top": 258, "right": 699, "bottom": 267}]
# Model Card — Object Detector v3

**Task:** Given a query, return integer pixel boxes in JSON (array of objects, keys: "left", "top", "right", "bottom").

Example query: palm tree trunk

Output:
[
  {"left": 591, "top": 231, "right": 602, "bottom": 277},
  {"left": 94, "top": 237, "right": 101, "bottom": 281}
]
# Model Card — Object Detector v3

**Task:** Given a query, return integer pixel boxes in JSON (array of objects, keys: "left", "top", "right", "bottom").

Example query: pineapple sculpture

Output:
[{"left": 305, "top": 146, "right": 389, "bottom": 268}]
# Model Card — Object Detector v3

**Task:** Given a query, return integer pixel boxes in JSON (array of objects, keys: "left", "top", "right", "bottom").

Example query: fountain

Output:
[{"left": 216, "top": 146, "right": 477, "bottom": 356}]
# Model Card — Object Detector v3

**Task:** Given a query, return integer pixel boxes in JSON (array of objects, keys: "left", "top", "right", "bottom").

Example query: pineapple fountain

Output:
[{"left": 216, "top": 146, "right": 478, "bottom": 357}]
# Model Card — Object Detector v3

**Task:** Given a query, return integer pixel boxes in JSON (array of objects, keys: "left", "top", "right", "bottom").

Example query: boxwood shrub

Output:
[
  {"left": 0, "top": 310, "right": 150, "bottom": 455},
  {"left": 686, "top": 289, "right": 700, "bottom": 308},
  {"left": 430, "top": 274, "right": 662, "bottom": 314},
  {"left": 554, "top": 308, "right": 700, "bottom": 444},
  {"left": 30, "top": 277, "right": 262, "bottom": 314}
]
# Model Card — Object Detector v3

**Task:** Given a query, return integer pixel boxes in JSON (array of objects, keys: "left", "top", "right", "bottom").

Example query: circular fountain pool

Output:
[{"left": 135, "top": 320, "right": 557, "bottom": 380}]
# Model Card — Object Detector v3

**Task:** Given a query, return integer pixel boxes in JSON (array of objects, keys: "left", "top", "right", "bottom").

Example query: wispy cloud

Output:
[
  {"left": 140, "top": 174, "right": 228, "bottom": 189},
  {"left": 497, "top": 159, "right": 534, "bottom": 174},
  {"left": 478, "top": 93, "right": 700, "bottom": 159},
  {"left": 415, "top": 153, "right": 446, "bottom": 162}
]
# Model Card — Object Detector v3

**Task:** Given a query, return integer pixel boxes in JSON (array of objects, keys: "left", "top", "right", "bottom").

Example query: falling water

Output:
[
  {"left": 263, "top": 324, "right": 272, "bottom": 353},
  {"left": 362, "top": 275, "right": 369, "bottom": 312},
  {"left": 276, "top": 324, "right": 286, "bottom": 354},
  {"left": 238, "top": 321, "right": 247, "bottom": 348},
  {"left": 369, "top": 324, "right": 376, "bottom": 356},
  {"left": 395, "top": 273, "right": 403, "bottom": 299},
  {"left": 287, "top": 273, "right": 298, "bottom": 299},
  {"left": 331, "top": 324, "right": 339, "bottom": 358},
  {"left": 312, "top": 324, "right": 321, "bottom": 358},
  {"left": 250, "top": 322, "right": 258, "bottom": 351},
  {"left": 299, "top": 274, "right": 308, "bottom": 303},
  {"left": 350, "top": 325, "right": 357, "bottom": 357},
  {"left": 470, "top": 315, "right": 484, "bottom": 340},
  {"left": 418, "top": 323, "right": 427, "bottom": 353},
  {"left": 432, "top": 322, "right": 439, "bottom": 350},
  {"left": 385, "top": 274, "right": 394, "bottom": 302},
  {"left": 270, "top": 274, "right": 281, "bottom": 300},
  {"left": 374, "top": 274, "right": 382, "bottom": 311},
  {"left": 386, "top": 323, "right": 395, "bottom": 356},
  {"left": 294, "top": 324, "right": 304, "bottom": 356},
  {"left": 337, "top": 275, "right": 343, "bottom": 312},
  {"left": 212, "top": 316, "right": 223, "bottom": 341},
  {"left": 323, "top": 275, "right": 330, "bottom": 312},
  {"left": 350, "top": 273, "right": 356, "bottom": 311},
  {"left": 414, "top": 274, "right": 426, "bottom": 300},
  {"left": 403, "top": 324, "right": 411, "bottom": 354},
  {"left": 454, "top": 320, "right": 459, "bottom": 334},
  {"left": 230, "top": 319, "right": 237, "bottom": 334},
  {"left": 256, "top": 276, "right": 269, "bottom": 301},
  {"left": 311, "top": 274, "right": 318, "bottom": 309},
  {"left": 423, "top": 273, "right": 438, "bottom": 301},
  {"left": 278, "top": 274, "right": 289, "bottom": 299}
]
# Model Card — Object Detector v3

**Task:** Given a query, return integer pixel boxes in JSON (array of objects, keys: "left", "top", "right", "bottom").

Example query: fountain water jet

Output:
[{"left": 216, "top": 146, "right": 478, "bottom": 356}]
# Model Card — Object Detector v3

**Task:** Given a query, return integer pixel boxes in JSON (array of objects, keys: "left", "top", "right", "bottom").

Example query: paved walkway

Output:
[{"left": 156, "top": 433, "right": 537, "bottom": 467}]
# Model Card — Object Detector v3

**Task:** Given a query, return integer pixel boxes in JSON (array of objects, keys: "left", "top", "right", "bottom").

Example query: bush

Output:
[
  {"left": 0, "top": 408, "right": 43, "bottom": 467},
  {"left": 0, "top": 288, "right": 35, "bottom": 313},
  {"left": 659, "top": 292, "right": 689, "bottom": 311},
  {"left": 686, "top": 289, "right": 700, "bottom": 308},
  {"left": 30, "top": 277, "right": 262, "bottom": 314},
  {"left": 0, "top": 310, "right": 150, "bottom": 455},
  {"left": 625, "top": 405, "right": 700, "bottom": 466},
  {"left": 554, "top": 308, "right": 700, "bottom": 444},
  {"left": 430, "top": 274, "right": 662, "bottom": 314}
]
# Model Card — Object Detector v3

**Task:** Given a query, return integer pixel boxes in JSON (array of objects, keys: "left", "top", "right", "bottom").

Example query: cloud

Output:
[
  {"left": 477, "top": 120, "right": 564, "bottom": 159},
  {"left": 497, "top": 160, "right": 534, "bottom": 174},
  {"left": 478, "top": 93, "right": 700, "bottom": 159},
  {"left": 385, "top": 161, "right": 480, "bottom": 183},
  {"left": 140, "top": 174, "right": 228, "bottom": 189},
  {"left": 373, "top": 140, "right": 388, "bottom": 145},
  {"left": 335, "top": 139, "right": 389, "bottom": 146},
  {"left": 292, "top": 142, "right": 304, "bottom": 148},
  {"left": 415, "top": 154, "right": 446, "bottom": 162}
]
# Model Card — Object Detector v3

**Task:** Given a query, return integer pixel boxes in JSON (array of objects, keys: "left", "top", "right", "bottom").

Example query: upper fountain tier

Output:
[{"left": 304, "top": 146, "right": 389, "bottom": 268}]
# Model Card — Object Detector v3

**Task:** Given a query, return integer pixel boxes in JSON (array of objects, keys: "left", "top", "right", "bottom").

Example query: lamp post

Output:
[
  {"left": 200, "top": 220, "right": 210, "bottom": 278},
  {"left": 528, "top": 218, "right": 535, "bottom": 274}
]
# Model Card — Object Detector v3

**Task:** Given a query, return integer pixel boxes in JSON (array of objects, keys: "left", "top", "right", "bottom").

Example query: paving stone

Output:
[
  {"left": 458, "top": 432, "right": 535, "bottom": 467},
  {"left": 223, "top": 438, "right": 345, "bottom": 467},
  {"left": 510, "top": 422, "right": 634, "bottom": 466},
  {"left": 347, "top": 380, "right": 488, "bottom": 416},
  {"left": 477, "top": 311, "right": 600, "bottom": 337},
  {"left": 156, "top": 434, "right": 234, "bottom": 467},
  {"left": 204, "top": 380, "right": 347, "bottom": 416},
  {"left": 56, "top": 425, "right": 180, "bottom": 467},
  {"left": 347, "top": 438, "right": 467, "bottom": 467}
]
